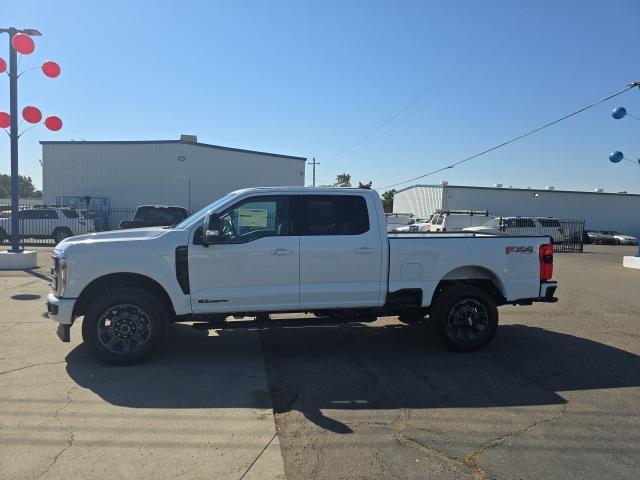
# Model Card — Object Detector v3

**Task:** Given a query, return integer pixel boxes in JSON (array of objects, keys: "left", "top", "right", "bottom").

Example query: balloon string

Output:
[
  {"left": 17, "top": 66, "right": 40, "bottom": 78},
  {"left": 17, "top": 123, "right": 40, "bottom": 139},
  {"left": 626, "top": 112, "right": 640, "bottom": 123}
]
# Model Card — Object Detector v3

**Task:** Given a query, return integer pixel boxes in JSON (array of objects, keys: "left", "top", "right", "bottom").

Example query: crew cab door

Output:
[
  {"left": 295, "top": 194, "right": 384, "bottom": 309},
  {"left": 189, "top": 195, "right": 299, "bottom": 314}
]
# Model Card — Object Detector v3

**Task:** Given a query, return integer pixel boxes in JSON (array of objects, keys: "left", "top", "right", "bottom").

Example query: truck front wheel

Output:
[
  {"left": 431, "top": 285, "right": 498, "bottom": 352},
  {"left": 81, "top": 287, "right": 169, "bottom": 365}
]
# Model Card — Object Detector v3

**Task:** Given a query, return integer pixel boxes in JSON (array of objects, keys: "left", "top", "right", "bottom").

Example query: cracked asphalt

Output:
[{"left": 1, "top": 245, "right": 639, "bottom": 479}]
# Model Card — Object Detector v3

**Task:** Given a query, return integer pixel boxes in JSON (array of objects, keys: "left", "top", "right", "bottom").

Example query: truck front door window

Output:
[{"left": 219, "top": 197, "right": 289, "bottom": 243}]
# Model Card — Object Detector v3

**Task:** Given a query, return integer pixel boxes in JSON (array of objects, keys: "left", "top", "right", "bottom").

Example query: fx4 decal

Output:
[{"left": 505, "top": 246, "right": 534, "bottom": 254}]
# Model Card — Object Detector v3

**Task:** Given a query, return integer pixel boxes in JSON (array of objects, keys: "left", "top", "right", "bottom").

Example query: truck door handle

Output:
[
  {"left": 354, "top": 247, "right": 378, "bottom": 254},
  {"left": 272, "top": 248, "right": 293, "bottom": 255}
]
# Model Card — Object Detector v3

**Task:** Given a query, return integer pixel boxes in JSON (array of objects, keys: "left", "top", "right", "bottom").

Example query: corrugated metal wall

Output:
[
  {"left": 394, "top": 185, "right": 640, "bottom": 236},
  {"left": 393, "top": 185, "right": 443, "bottom": 218},
  {"left": 42, "top": 142, "right": 305, "bottom": 210}
]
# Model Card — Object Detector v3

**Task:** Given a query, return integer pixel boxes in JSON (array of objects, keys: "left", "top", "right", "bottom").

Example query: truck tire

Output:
[
  {"left": 81, "top": 287, "right": 169, "bottom": 365},
  {"left": 53, "top": 227, "right": 72, "bottom": 244},
  {"left": 431, "top": 285, "right": 498, "bottom": 352}
]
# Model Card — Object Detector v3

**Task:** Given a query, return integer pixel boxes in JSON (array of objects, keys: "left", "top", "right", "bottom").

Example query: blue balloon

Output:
[
  {"left": 609, "top": 151, "right": 624, "bottom": 163},
  {"left": 612, "top": 107, "right": 627, "bottom": 119}
]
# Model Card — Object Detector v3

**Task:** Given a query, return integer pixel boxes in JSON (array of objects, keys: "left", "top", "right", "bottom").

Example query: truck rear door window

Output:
[{"left": 296, "top": 195, "right": 369, "bottom": 235}]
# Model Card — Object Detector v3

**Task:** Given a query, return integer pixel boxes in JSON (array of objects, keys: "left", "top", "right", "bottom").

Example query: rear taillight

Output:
[{"left": 539, "top": 243, "right": 553, "bottom": 280}]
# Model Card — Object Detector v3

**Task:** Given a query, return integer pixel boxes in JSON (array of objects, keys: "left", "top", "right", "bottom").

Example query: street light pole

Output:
[{"left": 8, "top": 28, "right": 20, "bottom": 253}]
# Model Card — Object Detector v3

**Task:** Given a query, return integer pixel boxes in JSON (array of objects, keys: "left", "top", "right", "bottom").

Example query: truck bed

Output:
[{"left": 388, "top": 232, "right": 552, "bottom": 305}]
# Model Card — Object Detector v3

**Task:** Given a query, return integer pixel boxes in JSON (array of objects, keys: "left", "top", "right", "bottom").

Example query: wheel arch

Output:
[
  {"left": 73, "top": 272, "right": 176, "bottom": 318},
  {"left": 435, "top": 265, "right": 507, "bottom": 306}
]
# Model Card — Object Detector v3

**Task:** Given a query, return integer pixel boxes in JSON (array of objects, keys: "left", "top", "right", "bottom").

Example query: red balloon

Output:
[
  {"left": 12, "top": 33, "right": 35, "bottom": 55},
  {"left": 45, "top": 116, "right": 63, "bottom": 131},
  {"left": 42, "top": 60, "right": 61, "bottom": 78},
  {"left": 0, "top": 58, "right": 6, "bottom": 74},
  {"left": 22, "top": 106, "right": 43, "bottom": 124},
  {"left": 0, "top": 112, "right": 10, "bottom": 129}
]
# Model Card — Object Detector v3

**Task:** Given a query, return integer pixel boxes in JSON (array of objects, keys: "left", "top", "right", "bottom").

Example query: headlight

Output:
[{"left": 52, "top": 254, "right": 68, "bottom": 297}]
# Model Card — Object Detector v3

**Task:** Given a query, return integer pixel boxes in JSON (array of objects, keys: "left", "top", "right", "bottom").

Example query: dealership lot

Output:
[{"left": 1, "top": 246, "right": 639, "bottom": 479}]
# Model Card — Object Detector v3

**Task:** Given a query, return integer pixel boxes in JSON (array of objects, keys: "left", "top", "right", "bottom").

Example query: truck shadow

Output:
[{"left": 65, "top": 320, "right": 640, "bottom": 434}]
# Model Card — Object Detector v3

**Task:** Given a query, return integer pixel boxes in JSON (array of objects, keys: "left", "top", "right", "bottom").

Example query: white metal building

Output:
[
  {"left": 393, "top": 183, "right": 640, "bottom": 236},
  {"left": 41, "top": 135, "right": 306, "bottom": 211}
]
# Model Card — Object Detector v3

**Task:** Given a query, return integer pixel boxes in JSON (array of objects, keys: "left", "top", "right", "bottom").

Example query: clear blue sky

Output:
[{"left": 3, "top": 0, "right": 639, "bottom": 192}]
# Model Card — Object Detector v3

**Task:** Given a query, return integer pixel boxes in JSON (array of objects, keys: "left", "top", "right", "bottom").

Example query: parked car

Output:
[
  {"left": 119, "top": 205, "right": 189, "bottom": 229},
  {"left": 430, "top": 210, "right": 490, "bottom": 232},
  {"left": 394, "top": 218, "right": 432, "bottom": 233},
  {"left": 48, "top": 187, "right": 557, "bottom": 364},
  {"left": 599, "top": 231, "right": 637, "bottom": 245},
  {"left": 583, "top": 231, "right": 619, "bottom": 245},
  {"left": 465, "top": 217, "right": 569, "bottom": 244},
  {"left": 385, "top": 213, "right": 415, "bottom": 232},
  {"left": 0, "top": 207, "right": 94, "bottom": 244}
]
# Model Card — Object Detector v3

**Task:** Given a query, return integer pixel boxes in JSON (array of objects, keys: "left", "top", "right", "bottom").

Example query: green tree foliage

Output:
[
  {"left": 0, "top": 174, "right": 42, "bottom": 198},
  {"left": 334, "top": 173, "right": 351, "bottom": 188},
  {"left": 381, "top": 189, "right": 396, "bottom": 213}
]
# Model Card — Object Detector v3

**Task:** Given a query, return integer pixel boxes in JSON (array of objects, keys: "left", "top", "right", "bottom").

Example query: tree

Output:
[
  {"left": 334, "top": 173, "right": 351, "bottom": 187},
  {"left": 0, "top": 174, "right": 41, "bottom": 198},
  {"left": 358, "top": 181, "right": 372, "bottom": 189},
  {"left": 381, "top": 189, "right": 396, "bottom": 213}
]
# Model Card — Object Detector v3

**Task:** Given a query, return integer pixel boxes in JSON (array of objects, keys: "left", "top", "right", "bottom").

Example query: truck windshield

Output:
[{"left": 174, "top": 192, "right": 239, "bottom": 230}]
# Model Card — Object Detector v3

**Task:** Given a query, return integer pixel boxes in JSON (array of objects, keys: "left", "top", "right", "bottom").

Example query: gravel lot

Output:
[{"left": 1, "top": 245, "right": 639, "bottom": 479}]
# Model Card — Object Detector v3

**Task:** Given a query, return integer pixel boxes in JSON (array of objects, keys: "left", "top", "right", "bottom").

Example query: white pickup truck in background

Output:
[{"left": 47, "top": 187, "right": 557, "bottom": 365}]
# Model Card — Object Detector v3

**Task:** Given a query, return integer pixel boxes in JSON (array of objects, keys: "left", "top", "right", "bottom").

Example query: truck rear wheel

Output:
[
  {"left": 81, "top": 287, "right": 169, "bottom": 365},
  {"left": 431, "top": 285, "right": 498, "bottom": 352}
]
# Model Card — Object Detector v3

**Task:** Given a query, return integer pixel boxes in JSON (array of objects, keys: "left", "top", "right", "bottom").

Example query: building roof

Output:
[
  {"left": 396, "top": 183, "right": 640, "bottom": 197},
  {"left": 39, "top": 139, "right": 307, "bottom": 161}
]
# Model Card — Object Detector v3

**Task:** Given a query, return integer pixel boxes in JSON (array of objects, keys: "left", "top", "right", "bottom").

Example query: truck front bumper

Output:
[{"left": 46, "top": 292, "right": 76, "bottom": 342}]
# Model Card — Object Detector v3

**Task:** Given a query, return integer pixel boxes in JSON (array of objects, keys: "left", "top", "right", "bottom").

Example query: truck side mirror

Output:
[{"left": 203, "top": 213, "right": 223, "bottom": 245}]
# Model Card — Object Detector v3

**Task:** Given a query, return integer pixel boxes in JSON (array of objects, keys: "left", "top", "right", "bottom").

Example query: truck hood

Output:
[{"left": 56, "top": 227, "right": 167, "bottom": 250}]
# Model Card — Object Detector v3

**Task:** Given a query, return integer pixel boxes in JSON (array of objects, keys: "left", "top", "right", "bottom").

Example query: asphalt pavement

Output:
[{"left": 0, "top": 245, "right": 639, "bottom": 479}]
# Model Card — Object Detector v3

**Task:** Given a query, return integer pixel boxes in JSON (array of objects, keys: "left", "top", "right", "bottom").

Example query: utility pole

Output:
[{"left": 308, "top": 157, "right": 320, "bottom": 187}]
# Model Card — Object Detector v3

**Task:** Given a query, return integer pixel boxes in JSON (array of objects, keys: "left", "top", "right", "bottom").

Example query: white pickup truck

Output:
[{"left": 47, "top": 187, "right": 557, "bottom": 364}]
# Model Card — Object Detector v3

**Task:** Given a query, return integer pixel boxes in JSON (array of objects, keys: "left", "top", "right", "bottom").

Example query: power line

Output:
[
  {"left": 377, "top": 82, "right": 640, "bottom": 191},
  {"left": 337, "top": 0, "right": 540, "bottom": 159}
]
